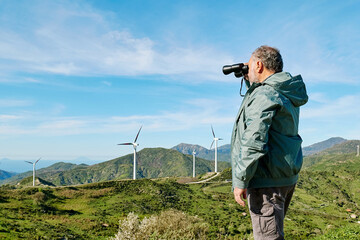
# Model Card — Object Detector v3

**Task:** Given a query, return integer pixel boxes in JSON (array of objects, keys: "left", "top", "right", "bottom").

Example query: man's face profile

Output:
[{"left": 245, "top": 56, "right": 258, "bottom": 83}]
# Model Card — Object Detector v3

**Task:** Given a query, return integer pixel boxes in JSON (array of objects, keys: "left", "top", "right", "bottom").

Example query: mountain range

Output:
[
  {"left": 0, "top": 169, "right": 17, "bottom": 180},
  {"left": 172, "top": 136, "right": 350, "bottom": 160},
  {"left": 172, "top": 143, "right": 231, "bottom": 162},
  {"left": 301, "top": 137, "right": 347, "bottom": 156},
  {"left": 1, "top": 137, "right": 358, "bottom": 186},
  {"left": 1, "top": 148, "right": 230, "bottom": 186}
]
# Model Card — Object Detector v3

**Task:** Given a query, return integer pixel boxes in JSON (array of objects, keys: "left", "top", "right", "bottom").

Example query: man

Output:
[{"left": 231, "top": 45, "right": 308, "bottom": 239}]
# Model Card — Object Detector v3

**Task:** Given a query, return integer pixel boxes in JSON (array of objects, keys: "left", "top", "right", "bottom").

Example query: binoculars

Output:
[{"left": 222, "top": 63, "right": 249, "bottom": 78}]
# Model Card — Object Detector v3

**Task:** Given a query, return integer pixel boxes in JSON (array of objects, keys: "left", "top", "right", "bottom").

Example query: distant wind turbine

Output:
[
  {"left": 25, "top": 158, "right": 41, "bottom": 186},
  {"left": 210, "top": 125, "right": 222, "bottom": 173},
  {"left": 118, "top": 126, "right": 142, "bottom": 180},
  {"left": 192, "top": 149, "right": 196, "bottom": 178},
  {"left": 357, "top": 145, "right": 359, "bottom": 157}
]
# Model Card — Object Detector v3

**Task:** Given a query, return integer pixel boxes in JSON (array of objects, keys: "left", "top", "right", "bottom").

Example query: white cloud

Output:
[
  {"left": 101, "top": 81, "right": 112, "bottom": 87},
  {"left": 302, "top": 94, "right": 360, "bottom": 119},
  {"left": 0, "top": 115, "right": 22, "bottom": 121},
  {"left": 300, "top": 93, "right": 360, "bottom": 145},
  {"left": 0, "top": 2, "right": 232, "bottom": 81},
  {"left": 0, "top": 99, "right": 33, "bottom": 107},
  {"left": 42, "top": 120, "right": 84, "bottom": 129},
  {"left": 307, "top": 92, "right": 329, "bottom": 104}
]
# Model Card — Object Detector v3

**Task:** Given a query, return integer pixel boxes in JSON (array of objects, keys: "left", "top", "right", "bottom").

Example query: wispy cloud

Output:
[
  {"left": 101, "top": 81, "right": 112, "bottom": 87},
  {"left": 0, "top": 115, "right": 22, "bottom": 121},
  {"left": 302, "top": 94, "right": 360, "bottom": 119},
  {"left": 0, "top": 97, "right": 235, "bottom": 136},
  {"left": 0, "top": 99, "right": 33, "bottom": 107},
  {"left": 0, "top": 1, "right": 232, "bottom": 81}
]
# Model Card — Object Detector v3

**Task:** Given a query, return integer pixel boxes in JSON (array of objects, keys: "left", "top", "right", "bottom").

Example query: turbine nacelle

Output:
[
  {"left": 118, "top": 126, "right": 142, "bottom": 149},
  {"left": 117, "top": 142, "right": 139, "bottom": 150},
  {"left": 25, "top": 158, "right": 41, "bottom": 166}
]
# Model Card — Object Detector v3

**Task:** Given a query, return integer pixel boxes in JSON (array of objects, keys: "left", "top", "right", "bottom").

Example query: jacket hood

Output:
[{"left": 263, "top": 72, "right": 308, "bottom": 107}]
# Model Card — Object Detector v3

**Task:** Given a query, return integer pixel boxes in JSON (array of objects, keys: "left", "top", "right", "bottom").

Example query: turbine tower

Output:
[
  {"left": 357, "top": 145, "right": 359, "bottom": 157},
  {"left": 210, "top": 125, "right": 223, "bottom": 173},
  {"left": 25, "top": 158, "right": 41, "bottom": 186},
  {"left": 118, "top": 126, "right": 142, "bottom": 180},
  {"left": 192, "top": 149, "right": 196, "bottom": 178}
]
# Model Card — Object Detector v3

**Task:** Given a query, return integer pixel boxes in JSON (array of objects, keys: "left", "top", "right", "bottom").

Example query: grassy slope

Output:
[
  {"left": 1, "top": 165, "right": 359, "bottom": 239},
  {"left": 0, "top": 150, "right": 359, "bottom": 239},
  {"left": 0, "top": 179, "right": 251, "bottom": 239}
]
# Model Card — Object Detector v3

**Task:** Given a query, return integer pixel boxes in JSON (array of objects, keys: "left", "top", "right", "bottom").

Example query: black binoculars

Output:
[{"left": 222, "top": 63, "right": 249, "bottom": 78}]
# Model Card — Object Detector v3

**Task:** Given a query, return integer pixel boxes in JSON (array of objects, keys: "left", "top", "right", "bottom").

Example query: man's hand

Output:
[{"left": 234, "top": 187, "right": 247, "bottom": 207}]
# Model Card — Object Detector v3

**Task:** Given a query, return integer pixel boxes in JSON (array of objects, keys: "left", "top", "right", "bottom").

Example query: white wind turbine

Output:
[
  {"left": 118, "top": 126, "right": 142, "bottom": 180},
  {"left": 25, "top": 158, "right": 41, "bottom": 186},
  {"left": 210, "top": 125, "right": 222, "bottom": 173},
  {"left": 192, "top": 149, "right": 197, "bottom": 178}
]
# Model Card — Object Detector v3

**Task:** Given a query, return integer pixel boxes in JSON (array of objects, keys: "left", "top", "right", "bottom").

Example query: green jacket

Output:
[{"left": 231, "top": 72, "right": 308, "bottom": 189}]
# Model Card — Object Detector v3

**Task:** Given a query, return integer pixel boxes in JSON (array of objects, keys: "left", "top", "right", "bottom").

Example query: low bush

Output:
[{"left": 110, "top": 209, "right": 209, "bottom": 240}]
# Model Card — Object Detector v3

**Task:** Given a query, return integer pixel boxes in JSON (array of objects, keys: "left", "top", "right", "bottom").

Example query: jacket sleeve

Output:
[{"left": 233, "top": 88, "right": 279, "bottom": 189}]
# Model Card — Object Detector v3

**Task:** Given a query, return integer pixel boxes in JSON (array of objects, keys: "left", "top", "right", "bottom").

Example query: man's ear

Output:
[{"left": 257, "top": 61, "right": 264, "bottom": 73}]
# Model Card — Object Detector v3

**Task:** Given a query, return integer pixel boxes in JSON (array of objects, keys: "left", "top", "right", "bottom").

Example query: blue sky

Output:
[{"left": 1, "top": 0, "right": 360, "bottom": 169}]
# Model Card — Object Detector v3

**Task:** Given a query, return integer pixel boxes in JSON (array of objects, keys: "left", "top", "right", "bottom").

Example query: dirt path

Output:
[{"left": 186, "top": 172, "right": 220, "bottom": 184}]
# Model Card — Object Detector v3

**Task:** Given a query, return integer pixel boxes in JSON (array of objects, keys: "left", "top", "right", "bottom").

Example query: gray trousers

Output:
[{"left": 247, "top": 184, "right": 296, "bottom": 240}]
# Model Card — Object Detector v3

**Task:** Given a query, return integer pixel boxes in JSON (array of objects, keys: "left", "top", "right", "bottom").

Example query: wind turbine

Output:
[
  {"left": 25, "top": 158, "right": 41, "bottom": 186},
  {"left": 210, "top": 125, "right": 222, "bottom": 173},
  {"left": 192, "top": 149, "right": 196, "bottom": 178},
  {"left": 118, "top": 126, "right": 142, "bottom": 180}
]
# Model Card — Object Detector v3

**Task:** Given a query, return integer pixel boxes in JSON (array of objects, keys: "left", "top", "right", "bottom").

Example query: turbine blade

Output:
[
  {"left": 219, "top": 138, "right": 223, "bottom": 140},
  {"left": 134, "top": 126, "right": 142, "bottom": 143},
  {"left": 211, "top": 125, "right": 215, "bottom": 138},
  {"left": 25, "top": 161, "right": 33, "bottom": 164},
  {"left": 35, "top": 158, "right": 41, "bottom": 164},
  {"left": 210, "top": 140, "right": 214, "bottom": 149},
  {"left": 118, "top": 143, "right": 133, "bottom": 145}
]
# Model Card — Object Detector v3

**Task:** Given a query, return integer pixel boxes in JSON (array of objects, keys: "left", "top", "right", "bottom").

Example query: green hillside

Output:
[
  {"left": 45, "top": 148, "right": 230, "bottom": 186},
  {"left": 0, "top": 163, "right": 359, "bottom": 239},
  {"left": 303, "top": 140, "right": 360, "bottom": 169},
  {"left": 303, "top": 152, "right": 360, "bottom": 171},
  {"left": 2, "top": 148, "right": 230, "bottom": 186},
  {"left": 0, "top": 141, "right": 359, "bottom": 239},
  {"left": 18, "top": 176, "right": 56, "bottom": 187},
  {"left": 0, "top": 162, "right": 88, "bottom": 185},
  {"left": 320, "top": 140, "right": 360, "bottom": 155}
]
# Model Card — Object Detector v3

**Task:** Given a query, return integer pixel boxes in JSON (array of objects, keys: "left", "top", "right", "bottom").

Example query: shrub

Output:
[
  {"left": 110, "top": 209, "right": 209, "bottom": 240},
  {"left": 33, "top": 191, "right": 46, "bottom": 206}
]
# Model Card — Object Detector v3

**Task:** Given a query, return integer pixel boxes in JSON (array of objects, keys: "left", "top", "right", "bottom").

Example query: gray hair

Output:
[{"left": 252, "top": 45, "right": 283, "bottom": 73}]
